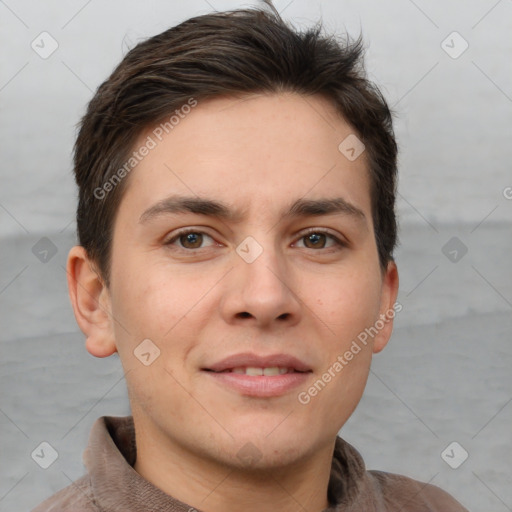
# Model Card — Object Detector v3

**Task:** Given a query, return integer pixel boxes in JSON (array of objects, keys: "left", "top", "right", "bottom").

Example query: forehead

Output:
[{"left": 117, "top": 92, "right": 372, "bottom": 223}]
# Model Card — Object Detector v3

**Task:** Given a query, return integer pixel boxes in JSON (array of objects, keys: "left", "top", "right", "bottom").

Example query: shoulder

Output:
[
  {"left": 367, "top": 470, "right": 469, "bottom": 512},
  {"left": 31, "top": 475, "right": 98, "bottom": 512}
]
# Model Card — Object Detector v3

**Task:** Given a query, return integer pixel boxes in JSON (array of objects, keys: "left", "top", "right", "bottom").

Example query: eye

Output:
[
  {"left": 295, "top": 230, "right": 345, "bottom": 250},
  {"left": 165, "top": 229, "right": 216, "bottom": 250}
]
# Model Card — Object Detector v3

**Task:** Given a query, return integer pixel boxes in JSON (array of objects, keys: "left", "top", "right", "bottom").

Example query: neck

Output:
[{"left": 132, "top": 419, "right": 334, "bottom": 512}]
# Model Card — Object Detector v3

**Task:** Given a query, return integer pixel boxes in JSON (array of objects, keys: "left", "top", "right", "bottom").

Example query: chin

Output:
[{"left": 228, "top": 441, "right": 310, "bottom": 473}]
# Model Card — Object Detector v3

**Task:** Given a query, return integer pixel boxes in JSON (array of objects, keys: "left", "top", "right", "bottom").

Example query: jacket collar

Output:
[{"left": 83, "top": 416, "right": 374, "bottom": 512}]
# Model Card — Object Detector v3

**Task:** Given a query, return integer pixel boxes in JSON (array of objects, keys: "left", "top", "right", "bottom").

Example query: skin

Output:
[{"left": 67, "top": 92, "right": 399, "bottom": 512}]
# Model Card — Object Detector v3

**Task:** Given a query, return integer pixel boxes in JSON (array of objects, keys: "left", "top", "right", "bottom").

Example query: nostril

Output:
[{"left": 236, "top": 312, "right": 252, "bottom": 319}]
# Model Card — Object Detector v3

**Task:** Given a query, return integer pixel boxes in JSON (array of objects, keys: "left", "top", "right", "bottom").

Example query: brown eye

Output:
[
  {"left": 165, "top": 230, "right": 217, "bottom": 251},
  {"left": 303, "top": 232, "right": 327, "bottom": 249},
  {"left": 295, "top": 230, "right": 344, "bottom": 251},
  {"left": 179, "top": 232, "right": 204, "bottom": 249}
]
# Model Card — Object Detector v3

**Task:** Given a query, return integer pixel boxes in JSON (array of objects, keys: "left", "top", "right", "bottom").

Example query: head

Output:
[{"left": 68, "top": 3, "right": 399, "bottom": 473}]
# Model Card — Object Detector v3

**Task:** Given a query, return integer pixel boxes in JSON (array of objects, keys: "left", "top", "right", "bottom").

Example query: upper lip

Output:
[{"left": 203, "top": 352, "right": 312, "bottom": 372}]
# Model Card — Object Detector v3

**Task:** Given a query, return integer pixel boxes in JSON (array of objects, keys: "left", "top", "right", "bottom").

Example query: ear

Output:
[
  {"left": 66, "top": 246, "right": 117, "bottom": 358},
  {"left": 372, "top": 260, "right": 399, "bottom": 354}
]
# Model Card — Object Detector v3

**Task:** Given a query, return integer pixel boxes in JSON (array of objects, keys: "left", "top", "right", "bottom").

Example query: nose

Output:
[{"left": 218, "top": 239, "right": 302, "bottom": 329}]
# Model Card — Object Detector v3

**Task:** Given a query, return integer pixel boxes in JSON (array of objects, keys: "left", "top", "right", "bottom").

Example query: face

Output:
[{"left": 100, "top": 92, "right": 398, "bottom": 469}]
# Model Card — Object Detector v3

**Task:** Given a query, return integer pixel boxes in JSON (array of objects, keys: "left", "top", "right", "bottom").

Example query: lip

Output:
[
  {"left": 203, "top": 352, "right": 312, "bottom": 373},
  {"left": 201, "top": 352, "right": 313, "bottom": 398},
  {"left": 203, "top": 371, "right": 311, "bottom": 397}
]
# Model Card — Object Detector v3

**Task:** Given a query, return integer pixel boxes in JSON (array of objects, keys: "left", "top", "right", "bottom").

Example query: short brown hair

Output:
[{"left": 73, "top": 2, "right": 398, "bottom": 285}]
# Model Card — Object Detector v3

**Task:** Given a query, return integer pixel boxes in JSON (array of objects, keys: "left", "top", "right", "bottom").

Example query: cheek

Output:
[
  {"left": 111, "top": 252, "right": 191, "bottom": 330},
  {"left": 110, "top": 257, "right": 220, "bottom": 368},
  {"left": 316, "top": 266, "right": 382, "bottom": 340},
  {"left": 110, "top": 271, "right": 196, "bottom": 415},
  {"left": 309, "top": 267, "right": 381, "bottom": 418},
  {"left": 305, "top": 278, "right": 379, "bottom": 430}
]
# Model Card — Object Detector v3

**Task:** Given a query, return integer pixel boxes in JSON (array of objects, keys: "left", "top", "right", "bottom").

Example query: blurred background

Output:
[{"left": 1, "top": 1, "right": 511, "bottom": 510}]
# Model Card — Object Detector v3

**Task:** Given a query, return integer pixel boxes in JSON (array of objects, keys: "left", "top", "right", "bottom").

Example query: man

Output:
[{"left": 33, "top": 2, "right": 468, "bottom": 511}]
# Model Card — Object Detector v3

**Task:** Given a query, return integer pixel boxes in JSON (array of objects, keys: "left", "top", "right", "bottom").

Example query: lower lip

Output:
[{"left": 203, "top": 371, "right": 311, "bottom": 397}]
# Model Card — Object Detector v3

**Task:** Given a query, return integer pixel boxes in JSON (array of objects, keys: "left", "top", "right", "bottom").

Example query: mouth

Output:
[
  {"left": 204, "top": 367, "right": 309, "bottom": 376},
  {"left": 202, "top": 352, "right": 312, "bottom": 373},
  {"left": 201, "top": 353, "right": 313, "bottom": 397}
]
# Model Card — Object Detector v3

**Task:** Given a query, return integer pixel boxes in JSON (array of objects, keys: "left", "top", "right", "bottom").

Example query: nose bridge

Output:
[
  {"left": 222, "top": 232, "right": 301, "bottom": 325},
  {"left": 238, "top": 233, "right": 287, "bottom": 297},
  {"left": 246, "top": 242, "right": 285, "bottom": 290}
]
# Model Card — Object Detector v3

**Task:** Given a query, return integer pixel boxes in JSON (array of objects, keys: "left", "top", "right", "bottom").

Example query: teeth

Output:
[
  {"left": 246, "top": 367, "right": 263, "bottom": 376},
  {"left": 229, "top": 367, "right": 292, "bottom": 376}
]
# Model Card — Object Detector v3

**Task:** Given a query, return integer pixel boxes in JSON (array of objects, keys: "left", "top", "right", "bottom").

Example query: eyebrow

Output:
[
  {"left": 139, "top": 196, "right": 245, "bottom": 224},
  {"left": 139, "top": 195, "right": 367, "bottom": 226},
  {"left": 284, "top": 197, "right": 366, "bottom": 223}
]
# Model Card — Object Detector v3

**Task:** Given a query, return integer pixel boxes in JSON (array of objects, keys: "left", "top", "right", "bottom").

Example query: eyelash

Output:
[
  {"left": 164, "top": 227, "right": 346, "bottom": 251},
  {"left": 164, "top": 229, "right": 217, "bottom": 249},
  {"left": 297, "top": 227, "right": 346, "bottom": 249}
]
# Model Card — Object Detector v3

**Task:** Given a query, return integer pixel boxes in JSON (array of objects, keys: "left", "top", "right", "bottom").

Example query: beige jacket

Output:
[{"left": 32, "top": 416, "right": 469, "bottom": 511}]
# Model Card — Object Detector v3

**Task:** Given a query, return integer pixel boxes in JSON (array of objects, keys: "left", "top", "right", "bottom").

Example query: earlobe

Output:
[
  {"left": 66, "top": 246, "right": 117, "bottom": 358},
  {"left": 373, "top": 260, "right": 399, "bottom": 354}
]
